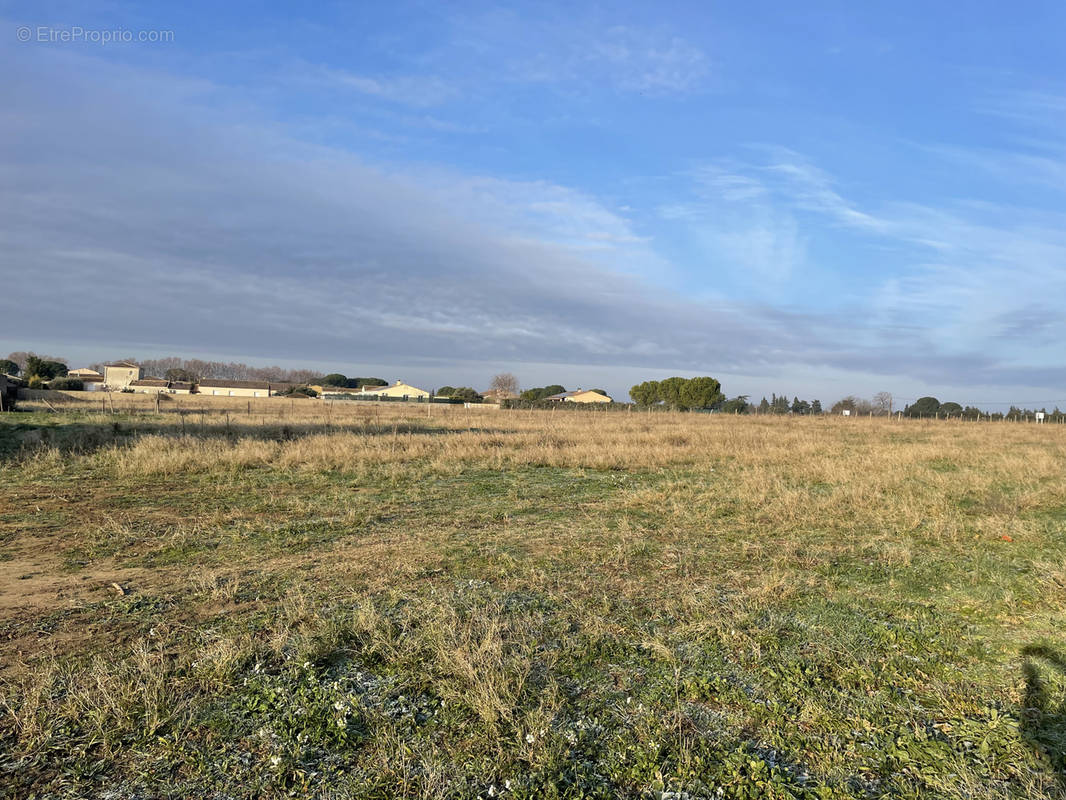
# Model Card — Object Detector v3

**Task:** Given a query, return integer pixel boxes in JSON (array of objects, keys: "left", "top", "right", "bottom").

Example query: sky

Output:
[{"left": 2, "top": 1, "right": 1065, "bottom": 408}]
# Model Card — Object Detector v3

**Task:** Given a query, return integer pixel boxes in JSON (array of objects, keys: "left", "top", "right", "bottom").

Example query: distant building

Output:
[
  {"left": 314, "top": 384, "right": 364, "bottom": 399},
  {"left": 197, "top": 379, "right": 273, "bottom": 398},
  {"left": 358, "top": 380, "right": 430, "bottom": 400},
  {"left": 68, "top": 368, "right": 104, "bottom": 391},
  {"left": 481, "top": 388, "right": 519, "bottom": 403},
  {"left": 129, "top": 378, "right": 172, "bottom": 394},
  {"left": 103, "top": 361, "right": 143, "bottom": 389},
  {"left": 544, "top": 389, "right": 612, "bottom": 404}
]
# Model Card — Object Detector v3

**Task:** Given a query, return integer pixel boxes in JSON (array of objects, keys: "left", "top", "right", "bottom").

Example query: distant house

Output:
[
  {"left": 169, "top": 382, "right": 194, "bottom": 394},
  {"left": 129, "top": 378, "right": 172, "bottom": 394},
  {"left": 544, "top": 389, "right": 612, "bottom": 404},
  {"left": 68, "top": 368, "right": 104, "bottom": 391},
  {"left": 197, "top": 379, "right": 273, "bottom": 398},
  {"left": 314, "top": 384, "right": 365, "bottom": 399},
  {"left": 481, "top": 388, "right": 519, "bottom": 403},
  {"left": 103, "top": 361, "right": 143, "bottom": 390},
  {"left": 358, "top": 380, "right": 430, "bottom": 400}
]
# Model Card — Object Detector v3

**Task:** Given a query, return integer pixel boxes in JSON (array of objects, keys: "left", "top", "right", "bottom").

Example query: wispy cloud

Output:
[
  {"left": 758, "top": 152, "right": 891, "bottom": 234},
  {"left": 322, "top": 68, "right": 458, "bottom": 107},
  {"left": 656, "top": 144, "right": 1066, "bottom": 390},
  {"left": 586, "top": 26, "right": 709, "bottom": 93},
  {"left": 447, "top": 12, "right": 712, "bottom": 96}
]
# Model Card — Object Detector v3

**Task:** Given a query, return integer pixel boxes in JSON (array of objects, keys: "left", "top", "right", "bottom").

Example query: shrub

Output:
[
  {"left": 48, "top": 377, "right": 84, "bottom": 391},
  {"left": 449, "top": 387, "right": 482, "bottom": 403},
  {"left": 280, "top": 385, "right": 319, "bottom": 398}
]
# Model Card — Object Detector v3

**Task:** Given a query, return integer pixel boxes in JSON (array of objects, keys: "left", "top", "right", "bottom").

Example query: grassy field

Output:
[{"left": 2, "top": 396, "right": 1066, "bottom": 798}]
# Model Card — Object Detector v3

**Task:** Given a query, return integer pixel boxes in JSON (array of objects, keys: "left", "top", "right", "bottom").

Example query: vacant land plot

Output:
[{"left": 2, "top": 399, "right": 1066, "bottom": 798}]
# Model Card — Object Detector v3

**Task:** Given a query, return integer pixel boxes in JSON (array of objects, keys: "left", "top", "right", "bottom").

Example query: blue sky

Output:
[{"left": 3, "top": 1, "right": 1066, "bottom": 407}]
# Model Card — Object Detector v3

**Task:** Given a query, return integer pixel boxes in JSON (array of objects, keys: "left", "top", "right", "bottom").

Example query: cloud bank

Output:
[{"left": 3, "top": 39, "right": 1065, "bottom": 403}]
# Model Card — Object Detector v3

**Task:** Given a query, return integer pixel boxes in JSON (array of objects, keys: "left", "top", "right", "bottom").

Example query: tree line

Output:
[
  {"left": 320, "top": 374, "right": 388, "bottom": 389},
  {"left": 111, "top": 357, "right": 323, "bottom": 385},
  {"left": 2, "top": 353, "right": 75, "bottom": 390}
]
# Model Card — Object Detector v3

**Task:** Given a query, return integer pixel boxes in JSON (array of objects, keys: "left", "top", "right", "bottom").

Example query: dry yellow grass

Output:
[{"left": 4, "top": 402, "right": 1066, "bottom": 798}]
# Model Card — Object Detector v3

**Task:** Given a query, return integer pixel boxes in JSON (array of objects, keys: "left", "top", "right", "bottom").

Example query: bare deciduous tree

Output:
[
  {"left": 489, "top": 372, "right": 519, "bottom": 396},
  {"left": 7, "top": 351, "right": 66, "bottom": 370},
  {"left": 873, "top": 391, "right": 893, "bottom": 416}
]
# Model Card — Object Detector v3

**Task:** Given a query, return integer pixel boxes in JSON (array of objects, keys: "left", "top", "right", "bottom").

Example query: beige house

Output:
[
  {"left": 359, "top": 380, "right": 430, "bottom": 400},
  {"left": 67, "top": 368, "right": 102, "bottom": 379},
  {"left": 103, "top": 361, "right": 143, "bottom": 389},
  {"left": 545, "top": 389, "right": 612, "bottom": 404},
  {"left": 197, "top": 379, "right": 273, "bottom": 398}
]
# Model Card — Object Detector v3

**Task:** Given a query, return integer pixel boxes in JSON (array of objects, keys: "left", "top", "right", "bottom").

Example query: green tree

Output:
[
  {"left": 810, "top": 399, "right": 822, "bottom": 414},
  {"left": 679, "top": 376, "right": 723, "bottom": 410},
  {"left": 791, "top": 397, "right": 810, "bottom": 415},
  {"left": 25, "top": 356, "right": 67, "bottom": 380},
  {"left": 321, "top": 373, "right": 348, "bottom": 386},
  {"left": 522, "top": 385, "right": 567, "bottom": 401},
  {"left": 658, "top": 377, "right": 688, "bottom": 410},
  {"left": 940, "top": 402, "right": 963, "bottom": 417},
  {"left": 450, "top": 387, "right": 482, "bottom": 403},
  {"left": 758, "top": 397, "right": 770, "bottom": 414},
  {"left": 629, "top": 380, "right": 660, "bottom": 406},
  {"left": 0, "top": 359, "right": 18, "bottom": 375},
  {"left": 905, "top": 396, "right": 941, "bottom": 417},
  {"left": 771, "top": 393, "right": 790, "bottom": 414},
  {"left": 435, "top": 386, "right": 456, "bottom": 397},
  {"left": 722, "top": 395, "right": 750, "bottom": 414},
  {"left": 351, "top": 377, "right": 387, "bottom": 388}
]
